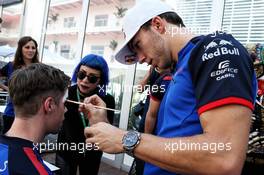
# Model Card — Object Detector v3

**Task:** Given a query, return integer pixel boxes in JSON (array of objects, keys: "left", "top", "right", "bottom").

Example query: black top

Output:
[{"left": 57, "top": 85, "right": 115, "bottom": 159}]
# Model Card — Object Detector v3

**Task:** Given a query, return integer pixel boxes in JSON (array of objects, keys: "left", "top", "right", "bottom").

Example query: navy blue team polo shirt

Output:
[
  {"left": 144, "top": 32, "right": 257, "bottom": 175},
  {"left": 0, "top": 135, "right": 53, "bottom": 175}
]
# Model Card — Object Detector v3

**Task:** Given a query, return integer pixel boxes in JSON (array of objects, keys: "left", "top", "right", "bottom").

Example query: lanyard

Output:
[{"left": 76, "top": 88, "right": 89, "bottom": 128}]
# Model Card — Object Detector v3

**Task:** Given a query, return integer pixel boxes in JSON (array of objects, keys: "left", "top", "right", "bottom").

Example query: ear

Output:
[
  {"left": 150, "top": 16, "right": 166, "bottom": 34},
  {"left": 43, "top": 97, "right": 55, "bottom": 114}
]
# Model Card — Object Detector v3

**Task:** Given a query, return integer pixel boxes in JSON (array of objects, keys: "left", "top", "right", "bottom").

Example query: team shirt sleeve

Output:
[{"left": 189, "top": 32, "right": 257, "bottom": 115}]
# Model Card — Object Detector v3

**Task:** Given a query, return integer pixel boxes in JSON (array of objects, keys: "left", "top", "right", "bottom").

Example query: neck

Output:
[
  {"left": 78, "top": 87, "right": 97, "bottom": 98},
  {"left": 23, "top": 58, "right": 32, "bottom": 66},
  {"left": 5, "top": 115, "right": 45, "bottom": 143},
  {"left": 167, "top": 25, "right": 196, "bottom": 62}
]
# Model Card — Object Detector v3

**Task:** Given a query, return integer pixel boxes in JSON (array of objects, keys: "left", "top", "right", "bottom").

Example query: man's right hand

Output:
[{"left": 85, "top": 122, "right": 126, "bottom": 154}]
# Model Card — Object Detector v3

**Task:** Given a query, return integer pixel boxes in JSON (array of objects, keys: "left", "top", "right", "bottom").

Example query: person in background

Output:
[
  {"left": 0, "top": 36, "right": 39, "bottom": 134},
  {"left": 0, "top": 63, "right": 70, "bottom": 174},
  {"left": 129, "top": 67, "right": 159, "bottom": 175},
  {"left": 137, "top": 67, "right": 160, "bottom": 132},
  {"left": 82, "top": 0, "right": 257, "bottom": 174},
  {"left": 129, "top": 66, "right": 172, "bottom": 175},
  {"left": 56, "top": 54, "right": 115, "bottom": 175},
  {"left": 144, "top": 67, "right": 172, "bottom": 134}
]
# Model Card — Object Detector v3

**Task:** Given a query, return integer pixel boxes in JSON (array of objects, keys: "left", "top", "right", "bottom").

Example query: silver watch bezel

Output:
[{"left": 122, "top": 130, "right": 141, "bottom": 155}]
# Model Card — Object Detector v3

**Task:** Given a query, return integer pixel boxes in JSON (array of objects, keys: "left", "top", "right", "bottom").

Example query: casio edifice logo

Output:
[
  {"left": 202, "top": 39, "right": 240, "bottom": 62},
  {"left": 210, "top": 60, "right": 238, "bottom": 81},
  {"left": 218, "top": 60, "right": 230, "bottom": 69}
]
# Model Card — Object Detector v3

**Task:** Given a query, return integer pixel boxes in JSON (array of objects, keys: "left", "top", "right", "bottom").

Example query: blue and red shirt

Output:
[
  {"left": 0, "top": 135, "right": 53, "bottom": 175},
  {"left": 144, "top": 32, "right": 257, "bottom": 175}
]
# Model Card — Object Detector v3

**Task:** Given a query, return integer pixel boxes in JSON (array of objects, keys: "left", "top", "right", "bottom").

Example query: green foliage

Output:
[{"left": 114, "top": 6, "right": 127, "bottom": 18}]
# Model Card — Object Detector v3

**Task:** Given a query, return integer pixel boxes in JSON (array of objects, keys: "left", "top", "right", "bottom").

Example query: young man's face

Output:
[{"left": 130, "top": 27, "right": 172, "bottom": 69}]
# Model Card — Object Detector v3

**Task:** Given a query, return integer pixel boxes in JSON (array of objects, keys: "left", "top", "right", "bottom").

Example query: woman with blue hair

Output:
[{"left": 56, "top": 54, "right": 115, "bottom": 175}]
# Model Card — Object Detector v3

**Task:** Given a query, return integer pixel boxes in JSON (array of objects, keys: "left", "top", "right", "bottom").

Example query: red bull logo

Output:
[{"left": 202, "top": 40, "right": 239, "bottom": 61}]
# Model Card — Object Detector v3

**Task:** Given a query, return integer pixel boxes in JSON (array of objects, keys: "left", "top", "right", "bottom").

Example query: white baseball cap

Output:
[{"left": 115, "top": 0, "right": 174, "bottom": 65}]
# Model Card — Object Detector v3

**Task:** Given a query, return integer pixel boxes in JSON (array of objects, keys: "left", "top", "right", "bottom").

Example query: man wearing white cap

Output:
[{"left": 82, "top": 0, "right": 256, "bottom": 174}]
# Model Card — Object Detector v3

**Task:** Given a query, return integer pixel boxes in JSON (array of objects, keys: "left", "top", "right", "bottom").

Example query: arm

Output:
[
  {"left": 0, "top": 62, "right": 10, "bottom": 91},
  {"left": 85, "top": 105, "right": 251, "bottom": 175},
  {"left": 144, "top": 98, "right": 160, "bottom": 133},
  {"left": 0, "top": 83, "right": 8, "bottom": 91},
  {"left": 144, "top": 73, "right": 171, "bottom": 133},
  {"left": 134, "top": 105, "right": 251, "bottom": 175}
]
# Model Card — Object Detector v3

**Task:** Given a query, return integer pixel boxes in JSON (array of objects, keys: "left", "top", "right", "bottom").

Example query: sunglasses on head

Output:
[{"left": 77, "top": 71, "right": 100, "bottom": 84}]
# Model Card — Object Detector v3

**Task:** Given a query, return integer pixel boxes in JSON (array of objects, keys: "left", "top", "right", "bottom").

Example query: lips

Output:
[
  {"left": 80, "top": 84, "right": 89, "bottom": 89},
  {"left": 26, "top": 53, "right": 34, "bottom": 58}
]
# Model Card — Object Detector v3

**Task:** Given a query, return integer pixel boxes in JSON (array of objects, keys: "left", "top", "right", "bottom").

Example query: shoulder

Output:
[
  {"left": 68, "top": 85, "right": 77, "bottom": 96},
  {"left": 0, "top": 136, "right": 51, "bottom": 174},
  {"left": 188, "top": 31, "right": 250, "bottom": 74},
  {"left": 103, "top": 93, "right": 115, "bottom": 103},
  {"left": 190, "top": 31, "right": 246, "bottom": 58},
  {"left": 101, "top": 93, "right": 115, "bottom": 108},
  {"left": 7, "top": 61, "right": 14, "bottom": 70},
  {"left": 154, "top": 73, "right": 172, "bottom": 86},
  {"left": 0, "top": 62, "right": 12, "bottom": 74}
]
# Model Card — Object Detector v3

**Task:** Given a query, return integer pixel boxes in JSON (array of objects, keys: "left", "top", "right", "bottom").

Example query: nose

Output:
[{"left": 82, "top": 76, "right": 89, "bottom": 83}]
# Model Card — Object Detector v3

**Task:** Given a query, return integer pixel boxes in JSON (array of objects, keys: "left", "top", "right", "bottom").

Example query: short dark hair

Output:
[
  {"left": 9, "top": 63, "right": 70, "bottom": 116},
  {"left": 142, "top": 12, "right": 185, "bottom": 29}
]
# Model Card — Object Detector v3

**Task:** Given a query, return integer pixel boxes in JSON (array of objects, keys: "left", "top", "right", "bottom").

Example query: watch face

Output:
[{"left": 123, "top": 131, "right": 139, "bottom": 147}]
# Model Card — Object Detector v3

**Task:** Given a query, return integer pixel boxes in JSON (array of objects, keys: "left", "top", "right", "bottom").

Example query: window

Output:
[
  {"left": 63, "top": 17, "right": 76, "bottom": 28},
  {"left": 60, "top": 45, "right": 70, "bottom": 58},
  {"left": 44, "top": 0, "right": 83, "bottom": 75},
  {"left": 166, "top": 0, "right": 213, "bottom": 35},
  {"left": 0, "top": 2, "right": 24, "bottom": 48},
  {"left": 94, "top": 15, "right": 108, "bottom": 27},
  {"left": 90, "top": 45, "right": 104, "bottom": 56},
  {"left": 222, "top": 0, "right": 264, "bottom": 44}
]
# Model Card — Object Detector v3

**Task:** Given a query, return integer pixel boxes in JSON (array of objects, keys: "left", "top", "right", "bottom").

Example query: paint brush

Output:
[{"left": 66, "top": 99, "right": 120, "bottom": 113}]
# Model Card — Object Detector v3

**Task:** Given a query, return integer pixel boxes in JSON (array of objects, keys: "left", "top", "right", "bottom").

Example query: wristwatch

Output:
[{"left": 122, "top": 130, "right": 141, "bottom": 157}]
